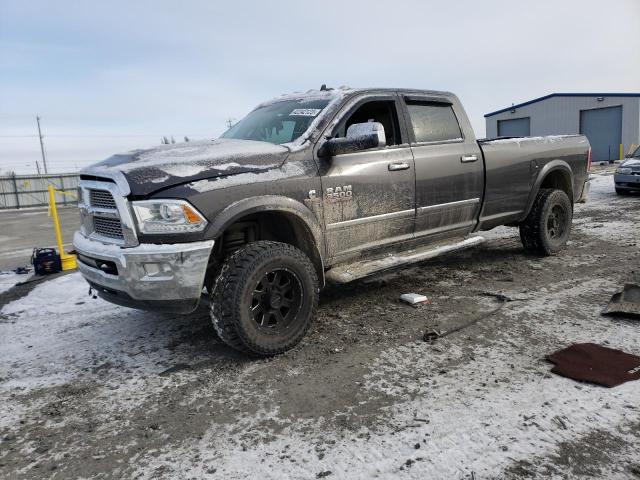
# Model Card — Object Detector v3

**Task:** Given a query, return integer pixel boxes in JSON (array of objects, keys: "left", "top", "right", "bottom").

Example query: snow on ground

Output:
[
  {"left": 0, "top": 273, "right": 213, "bottom": 430},
  {"left": 0, "top": 272, "right": 30, "bottom": 294},
  {"left": 573, "top": 172, "right": 637, "bottom": 245},
  {"left": 130, "top": 276, "right": 640, "bottom": 480}
]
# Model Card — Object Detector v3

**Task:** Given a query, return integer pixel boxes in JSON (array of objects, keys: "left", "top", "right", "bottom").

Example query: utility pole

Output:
[
  {"left": 36, "top": 115, "right": 48, "bottom": 174},
  {"left": 226, "top": 118, "right": 235, "bottom": 129}
]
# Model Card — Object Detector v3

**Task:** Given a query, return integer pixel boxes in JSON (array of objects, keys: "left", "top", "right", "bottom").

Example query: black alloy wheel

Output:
[
  {"left": 250, "top": 268, "right": 303, "bottom": 332},
  {"left": 211, "top": 241, "right": 319, "bottom": 356},
  {"left": 546, "top": 204, "right": 567, "bottom": 240}
]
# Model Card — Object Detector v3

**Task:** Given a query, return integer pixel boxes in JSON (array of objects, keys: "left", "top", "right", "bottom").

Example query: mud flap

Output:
[{"left": 602, "top": 283, "right": 640, "bottom": 318}]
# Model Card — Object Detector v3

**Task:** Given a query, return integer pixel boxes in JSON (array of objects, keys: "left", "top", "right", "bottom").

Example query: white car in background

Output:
[{"left": 614, "top": 145, "right": 640, "bottom": 195}]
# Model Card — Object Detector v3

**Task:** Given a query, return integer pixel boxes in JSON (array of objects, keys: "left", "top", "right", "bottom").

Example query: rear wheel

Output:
[
  {"left": 519, "top": 188, "right": 572, "bottom": 256},
  {"left": 615, "top": 187, "right": 628, "bottom": 195},
  {"left": 210, "top": 241, "right": 318, "bottom": 356}
]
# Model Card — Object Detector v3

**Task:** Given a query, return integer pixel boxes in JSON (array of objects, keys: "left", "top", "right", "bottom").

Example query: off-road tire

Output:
[
  {"left": 615, "top": 187, "right": 628, "bottom": 196},
  {"left": 210, "top": 241, "right": 319, "bottom": 356},
  {"left": 519, "top": 188, "right": 572, "bottom": 256}
]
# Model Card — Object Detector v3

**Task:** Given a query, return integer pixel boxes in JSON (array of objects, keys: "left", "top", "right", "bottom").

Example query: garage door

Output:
[
  {"left": 498, "top": 117, "right": 530, "bottom": 137},
  {"left": 580, "top": 106, "right": 623, "bottom": 162}
]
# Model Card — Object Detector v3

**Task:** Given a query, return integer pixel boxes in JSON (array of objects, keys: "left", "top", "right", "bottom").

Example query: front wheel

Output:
[
  {"left": 519, "top": 188, "right": 573, "bottom": 256},
  {"left": 210, "top": 241, "right": 319, "bottom": 356}
]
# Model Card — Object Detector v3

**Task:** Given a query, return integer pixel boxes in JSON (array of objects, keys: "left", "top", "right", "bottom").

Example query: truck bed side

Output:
[{"left": 476, "top": 135, "right": 590, "bottom": 230}]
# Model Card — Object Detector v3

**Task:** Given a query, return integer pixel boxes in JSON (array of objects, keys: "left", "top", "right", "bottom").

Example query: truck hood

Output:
[
  {"left": 620, "top": 158, "right": 640, "bottom": 167},
  {"left": 85, "top": 138, "right": 289, "bottom": 196}
]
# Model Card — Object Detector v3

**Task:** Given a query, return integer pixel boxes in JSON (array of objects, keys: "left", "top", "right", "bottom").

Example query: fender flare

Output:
[
  {"left": 521, "top": 160, "right": 574, "bottom": 221},
  {"left": 206, "top": 195, "right": 326, "bottom": 283}
]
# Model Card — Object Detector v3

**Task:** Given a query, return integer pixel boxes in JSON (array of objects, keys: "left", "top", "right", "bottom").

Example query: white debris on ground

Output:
[
  {"left": 399, "top": 293, "right": 429, "bottom": 305},
  {"left": 0, "top": 171, "right": 638, "bottom": 479}
]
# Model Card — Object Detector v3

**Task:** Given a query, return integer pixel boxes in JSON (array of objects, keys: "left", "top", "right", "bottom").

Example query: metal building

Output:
[{"left": 485, "top": 93, "right": 640, "bottom": 162}]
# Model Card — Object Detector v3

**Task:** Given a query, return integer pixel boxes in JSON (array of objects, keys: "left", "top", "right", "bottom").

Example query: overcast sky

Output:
[{"left": 1, "top": 0, "right": 639, "bottom": 174}]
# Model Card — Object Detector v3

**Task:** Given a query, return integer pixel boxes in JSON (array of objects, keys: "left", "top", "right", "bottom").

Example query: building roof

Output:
[{"left": 485, "top": 93, "right": 640, "bottom": 118}]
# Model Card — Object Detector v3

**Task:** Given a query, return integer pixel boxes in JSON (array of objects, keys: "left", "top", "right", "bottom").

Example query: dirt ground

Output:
[{"left": 1, "top": 170, "right": 639, "bottom": 479}]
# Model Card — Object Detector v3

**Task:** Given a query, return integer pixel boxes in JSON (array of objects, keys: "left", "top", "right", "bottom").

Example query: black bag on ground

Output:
[{"left": 31, "top": 248, "right": 61, "bottom": 275}]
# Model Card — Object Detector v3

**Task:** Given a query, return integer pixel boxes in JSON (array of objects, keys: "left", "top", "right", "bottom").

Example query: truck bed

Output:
[{"left": 476, "top": 135, "right": 590, "bottom": 230}]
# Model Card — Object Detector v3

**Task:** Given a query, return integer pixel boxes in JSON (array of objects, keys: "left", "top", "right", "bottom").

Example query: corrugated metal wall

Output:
[{"left": 0, "top": 173, "right": 79, "bottom": 209}]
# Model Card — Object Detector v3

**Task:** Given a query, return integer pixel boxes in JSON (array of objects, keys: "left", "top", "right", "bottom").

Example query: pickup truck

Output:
[{"left": 74, "top": 87, "right": 591, "bottom": 356}]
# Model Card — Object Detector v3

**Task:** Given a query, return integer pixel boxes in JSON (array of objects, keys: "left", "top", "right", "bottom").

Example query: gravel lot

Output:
[{"left": 1, "top": 170, "right": 639, "bottom": 479}]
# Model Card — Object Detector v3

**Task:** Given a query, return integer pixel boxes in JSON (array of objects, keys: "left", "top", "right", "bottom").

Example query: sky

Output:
[{"left": 1, "top": 0, "right": 639, "bottom": 175}]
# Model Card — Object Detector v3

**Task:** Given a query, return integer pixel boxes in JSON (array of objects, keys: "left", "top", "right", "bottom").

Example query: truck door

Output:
[
  {"left": 316, "top": 94, "right": 415, "bottom": 261},
  {"left": 400, "top": 95, "right": 483, "bottom": 241}
]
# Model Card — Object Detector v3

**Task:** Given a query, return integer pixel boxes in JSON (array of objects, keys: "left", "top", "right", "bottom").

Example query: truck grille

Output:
[
  {"left": 79, "top": 178, "right": 135, "bottom": 245},
  {"left": 93, "top": 217, "right": 124, "bottom": 239},
  {"left": 89, "top": 189, "right": 117, "bottom": 209}
]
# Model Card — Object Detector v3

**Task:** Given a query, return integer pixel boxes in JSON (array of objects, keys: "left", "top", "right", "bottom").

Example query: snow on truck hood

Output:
[{"left": 86, "top": 138, "right": 289, "bottom": 196}]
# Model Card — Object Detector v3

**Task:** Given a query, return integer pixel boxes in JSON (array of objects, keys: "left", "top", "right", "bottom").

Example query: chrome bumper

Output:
[{"left": 73, "top": 231, "right": 214, "bottom": 313}]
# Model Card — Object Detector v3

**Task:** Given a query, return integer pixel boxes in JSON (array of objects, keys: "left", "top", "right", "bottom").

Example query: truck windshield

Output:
[
  {"left": 221, "top": 99, "right": 330, "bottom": 145},
  {"left": 632, "top": 145, "right": 640, "bottom": 158}
]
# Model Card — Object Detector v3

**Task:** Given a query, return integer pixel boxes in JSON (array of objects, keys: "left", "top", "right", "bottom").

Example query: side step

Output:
[{"left": 325, "top": 236, "right": 485, "bottom": 284}]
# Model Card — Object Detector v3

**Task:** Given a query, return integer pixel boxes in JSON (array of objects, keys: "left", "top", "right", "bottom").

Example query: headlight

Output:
[
  {"left": 617, "top": 167, "right": 632, "bottom": 175},
  {"left": 132, "top": 200, "right": 208, "bottom": 234}
]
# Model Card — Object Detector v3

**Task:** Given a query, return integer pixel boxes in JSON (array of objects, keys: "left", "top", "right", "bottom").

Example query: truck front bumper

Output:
[{"left": 73, "top": 232, "right": 214, "bottom": 313}]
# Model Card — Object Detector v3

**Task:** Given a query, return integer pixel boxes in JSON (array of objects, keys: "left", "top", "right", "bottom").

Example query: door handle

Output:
[
  {"left": 388, "top": 162, "right": 410, "bottom": 171},
  {"left": 461, "top": 155, "right": 478, "bottom": 163}
]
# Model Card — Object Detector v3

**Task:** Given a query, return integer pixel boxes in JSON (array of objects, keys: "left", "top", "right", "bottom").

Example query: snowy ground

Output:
[
  {"left": 0, "top": 272, "right": 31, "bottom": 295},
  {"left": 0, "top": 171, "right": 639, "bottom": 479}
]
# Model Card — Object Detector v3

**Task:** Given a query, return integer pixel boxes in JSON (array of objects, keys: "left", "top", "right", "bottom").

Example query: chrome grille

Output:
[
  {"left": 79, "top": 177, "right": 136, "bottom": 246},
  {"left": 93, "top": 217, "right": 124, "bottom": 239},
  {"left": 89, "top": 189, "right": 117, "bottom": 209}
]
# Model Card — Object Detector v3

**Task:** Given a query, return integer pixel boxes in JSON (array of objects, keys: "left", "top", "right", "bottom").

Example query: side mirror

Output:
[{"left": 318, "top": 122, "right": 386, "bottom": 158}]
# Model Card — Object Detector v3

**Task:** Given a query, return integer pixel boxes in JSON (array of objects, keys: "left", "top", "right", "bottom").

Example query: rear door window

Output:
[{"left": 405, "top": 102, "right": 463, "bottom": 143}]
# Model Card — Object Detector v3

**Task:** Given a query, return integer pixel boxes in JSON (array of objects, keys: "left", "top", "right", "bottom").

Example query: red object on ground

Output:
[{"left": 547, "top": 343, "right": 640, "bottom": 388}]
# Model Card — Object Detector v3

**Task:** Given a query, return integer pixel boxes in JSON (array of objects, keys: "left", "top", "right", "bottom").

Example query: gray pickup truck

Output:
[{"left": 74, "top": 87, "right": 591, "bottom": 355}]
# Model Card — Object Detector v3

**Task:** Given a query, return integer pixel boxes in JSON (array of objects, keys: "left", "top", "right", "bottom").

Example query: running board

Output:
[{"left": 325, "top": 236, "right": 485, "bottom": 284}]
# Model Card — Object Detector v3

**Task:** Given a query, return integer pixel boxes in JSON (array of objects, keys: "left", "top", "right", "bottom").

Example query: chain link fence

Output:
[{"left": 0, "top": 173, "right": 80, "bottom": 209}]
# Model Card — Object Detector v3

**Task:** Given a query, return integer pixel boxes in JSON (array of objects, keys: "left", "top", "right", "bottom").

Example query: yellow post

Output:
[
  {"left": 619, "top": 144, "right": 623, "bottom": 160},
  {"left": 48, "top": 184, "right": 77, "bottom": 271}
]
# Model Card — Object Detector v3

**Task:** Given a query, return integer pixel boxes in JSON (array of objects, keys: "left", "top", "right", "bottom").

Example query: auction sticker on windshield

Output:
[{"left": 290, "top": 108, "right": 321, "bottom": 117}]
